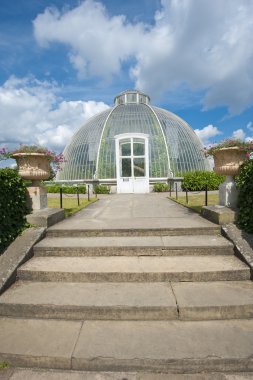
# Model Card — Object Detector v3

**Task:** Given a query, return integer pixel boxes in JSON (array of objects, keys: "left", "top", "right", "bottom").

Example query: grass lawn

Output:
[
  {"left": 0, "top": 362, "right": 8, "bottom": 369},
  {"left": 169, "top": 193, "right": 219, "bottom": 213},
  {"left": 47, "top": 197, "right": 97, "bottom": 217}
]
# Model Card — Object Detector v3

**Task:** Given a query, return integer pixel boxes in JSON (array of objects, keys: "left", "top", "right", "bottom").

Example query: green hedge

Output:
[
  {"left": 93, "top": 184, "right": 110, "bottom": 194},
  {"left": 0, "top": 169, "right": 29, "bottom": 254},
  {"left": 45, "top": 184, "right": 86, "bottom": 194},
  {"left": 236, "top": 160, "right": 253, "bottom": 233},
  {"left": 181, "top": 171, "right": 225, "bottom": 191},
  {"left": 153, "top": 183, "right": 170, "bottom": 192}
]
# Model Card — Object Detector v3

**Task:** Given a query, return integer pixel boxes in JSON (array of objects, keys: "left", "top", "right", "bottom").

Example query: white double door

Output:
[{"left": 115, "top": 133, "right": 149, "bottom": 193}]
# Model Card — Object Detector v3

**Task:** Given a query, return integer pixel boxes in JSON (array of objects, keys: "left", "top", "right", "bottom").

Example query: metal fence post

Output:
[
  {"left": 87, "top": 184, "right": 90, "bottom": 201},
  {"left": 60, "top": 188, "right": 63, "bottom": 208},
  {"left": 205, "top": 185, "right": 208, "bottom": 206},
  {"left": 175, "top": 182, "right": 178, "bottom": 200},
  {"left": 186, "top": 188, "right": 188, "bottom": 204},
  {"left": 77, "top": 186, "right": 80, "bottom": 206}
]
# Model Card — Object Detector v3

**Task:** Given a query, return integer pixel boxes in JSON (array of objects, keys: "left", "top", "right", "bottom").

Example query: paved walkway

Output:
[{"left": 48, "top": 193, "right": 217, "bottom": 232}]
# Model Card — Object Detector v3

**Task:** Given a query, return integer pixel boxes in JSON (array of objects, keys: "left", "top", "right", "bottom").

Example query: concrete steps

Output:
[
  {"left": 4, "top": 368, "right": 253, "bottom": 379},
  {"left": 17, "top": 255, "right": 250, "bottom": 283},
  {"left": 1, "top": 280, "right": 253, "bottom": 321},
  {"left": 1, "top": 318, "right": 253, "bottom": 372},
  {"left": 0, "top": 195, "right": 252, "bottom": 375},
  {"left": 33, "top": 235, "right": 234, "bottom": 256},
  {"left": 46, "top": 226, "right": 221, "bottom": 237}
]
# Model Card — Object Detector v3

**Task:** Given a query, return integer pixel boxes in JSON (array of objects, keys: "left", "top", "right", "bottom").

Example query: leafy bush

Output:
[
  {"left": 93, "top": 184, "right": 110, "bottom": 194},
  {"left": 0, "top": 169, "right": 29, "bottom": 254},
  {"left": 46, "top": 184, "right": 86, "bottom": 194},
  {"left": 153, "top": 183, "right": 170, "bottom": 192},
  {"left": 236, "top": 160, "right": 253, "bottom": 233},
  {"left": 181, "top": 171, "right": 225, "bottom": 191}
]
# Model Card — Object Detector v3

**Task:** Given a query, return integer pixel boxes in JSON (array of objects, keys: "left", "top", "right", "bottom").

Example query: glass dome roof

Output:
[{"left": 57, "top": 90, "right": 209, "bottom": 180}]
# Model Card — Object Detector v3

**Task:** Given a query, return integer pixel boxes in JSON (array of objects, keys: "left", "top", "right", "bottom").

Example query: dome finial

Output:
[{"left": 114, "top": 90, "right": 150, "bottom": 106}]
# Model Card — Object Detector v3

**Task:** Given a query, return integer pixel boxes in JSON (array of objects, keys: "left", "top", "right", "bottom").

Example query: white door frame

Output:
[{"left": 115, "top": 133, "right": 149, "bottom": 193}]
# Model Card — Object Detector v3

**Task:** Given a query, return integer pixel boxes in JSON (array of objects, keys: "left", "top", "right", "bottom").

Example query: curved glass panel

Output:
[
  {"left": 152, "top": 106, "right": 209, "bottom": 175},
  {"left": 97, "top": 104, "right": 169, "bottom": 178},
  {"left": 57, "top": 109, "right": 111, "bottom": 180}
]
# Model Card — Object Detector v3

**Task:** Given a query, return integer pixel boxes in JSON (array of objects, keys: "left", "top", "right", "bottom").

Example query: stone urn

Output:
[
  {"left": 213, "top": 147, "right": 247, "bottom": 208},
  {"left": 213, "top": 147, "right": 247, "bottom": 176},
  {"left": 12, "top": 153, "right": 51, "bottom": 184},
  {"left": 12, "top": 153, "right": 51, "bottom": 210}
]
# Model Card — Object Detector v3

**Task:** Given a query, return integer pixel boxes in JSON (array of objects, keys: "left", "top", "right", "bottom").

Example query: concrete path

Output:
[
  {"left": 47, "top": 193, "right": 219, "bottom": 233},
  {"left": 0, "top": 193, "right": 253, "bottom": 376}
]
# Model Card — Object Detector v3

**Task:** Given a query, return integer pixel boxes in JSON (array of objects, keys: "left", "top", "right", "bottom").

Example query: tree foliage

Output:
[
  {"left": 236, "top": 160, "right": 253, "bottom": 233},
  {"left": 0, "top": 169, "right": 29, "bottom": 254}
]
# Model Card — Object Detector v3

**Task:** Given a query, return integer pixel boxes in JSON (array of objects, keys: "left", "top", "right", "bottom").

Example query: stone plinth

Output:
[
  {"left": 201, "top": 205, "right": 237, "bottom": 225},
  {"left": 27, "top": 186, "right": 47, "bottom": 210},
  {"left": 26, "top": 208, "right": 65, "bottom": 228}
]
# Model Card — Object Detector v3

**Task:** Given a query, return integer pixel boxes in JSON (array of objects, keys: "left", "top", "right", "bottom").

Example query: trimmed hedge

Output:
[
  {"left": 181, "top": 171, "right": 225, "bottom": 191},
  {"left": 0, "top": 168, "right": 29, "bottom": 254},
  {"left": 45, "top": 184, "right": 86, "bottom": 194},
  {"left": 236, "top": 160, "right": 253, "bottom": 233},
  {"left": 93, "top": 185, "right": 110, "bottom": 194},
  {"left": 153, "top": 183, "right": 169, "bottom": 192}
]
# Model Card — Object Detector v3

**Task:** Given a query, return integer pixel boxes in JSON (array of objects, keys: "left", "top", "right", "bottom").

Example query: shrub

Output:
[
  {"left": 46, "top": 184, "right": 86, "bottom": 194},
  {"left": 153, "top": 183, "right": 169, "bottom": 192},
  {"left": 93, "top": 184, "right": 110, "bottom": 194},
  {"left": 236, "top": 160, "right": 253, "bottom": 233},
  {"left": 0, "top": 169, "right": 29, "bottom": 254},
  {"left": 181, "top": 171, "right": 225, "bottom": 191}
]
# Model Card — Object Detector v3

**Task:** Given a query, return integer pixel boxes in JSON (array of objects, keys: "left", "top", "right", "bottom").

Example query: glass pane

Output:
[
  {"left": 121, "top": 158, "right": 132, "bottom": 177},
  {"left": 120, "top": 142, "right": 131, "bottom": 156},
  {"left": 134, "top": 158, "right": 145, "bottom": 177},
  {"left": 133, "top": 142, "right": 145, "bottom": 156}
]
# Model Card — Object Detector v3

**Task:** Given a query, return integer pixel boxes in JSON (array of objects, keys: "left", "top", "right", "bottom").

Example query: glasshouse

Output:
[{"left": 57, "top": 90, "right": 209, "bottom": 193}]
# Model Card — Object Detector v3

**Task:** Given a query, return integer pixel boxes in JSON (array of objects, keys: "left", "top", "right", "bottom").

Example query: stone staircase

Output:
[{"left": 0, "top": 225, "right": 253, "bottom": 374}]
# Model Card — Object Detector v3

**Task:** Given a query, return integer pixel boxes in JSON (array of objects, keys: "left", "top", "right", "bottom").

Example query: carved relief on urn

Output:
[
  {"left": 12, "top": 153, "right": 51, "bottom": 182},
  {"left": 213, "top": 147, "right": 247, "bottom": 176}
]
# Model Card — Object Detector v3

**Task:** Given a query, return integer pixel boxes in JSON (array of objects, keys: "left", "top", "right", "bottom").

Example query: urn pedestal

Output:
[
  {"left": 213, "top": 147, "right": 246, "bottom": 208},
  {"left": 12, "top": 153, "right": 51, "bottom": 210}
]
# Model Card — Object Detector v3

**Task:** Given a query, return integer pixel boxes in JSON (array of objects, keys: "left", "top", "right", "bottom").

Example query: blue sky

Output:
[{"left": 0, "top": 0, "right": 253, "bottom": 159}]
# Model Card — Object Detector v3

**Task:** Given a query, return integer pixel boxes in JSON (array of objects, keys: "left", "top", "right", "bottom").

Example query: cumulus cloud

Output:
[
  {"left": 0, "top": 75, "right": 109, "bottom": 151},
  {"left": 194, "top": 124, "right": 222, "bottom": 145},
  {"left": 33, "top": 0, "right": 145, "bottom": 80},
  {"left": 232, "top": 128, "right": 246, "bottom": 140},
  {"left": 247, "top": 121, "right": 253, "bottom": 131},
  {"left": 33, "top": 0, "right": 253, "bottom": 114}
]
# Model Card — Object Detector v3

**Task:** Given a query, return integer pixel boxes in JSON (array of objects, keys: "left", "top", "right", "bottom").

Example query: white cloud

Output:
[
  {"left": 0, "top": 75, "right": 109, "bottom": 152},
  {"left": 194, "top": 124, "right": 222, "bottom": 145},
  {"left": 232, "top": 128, "right": 246, "bottom": 140},
  {"left": 33, "top": 1, "right": 145, "bottom": 80},
  {"left": 247, "top": 121, "right": 253, "bottom": 131},
  {"left": 33, "top": 0, "right": 253, "bottom": 114}
]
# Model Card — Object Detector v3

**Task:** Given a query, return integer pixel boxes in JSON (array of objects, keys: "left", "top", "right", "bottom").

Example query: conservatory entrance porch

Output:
[{"left": 115, "top": 133, "right": 149, "bottom": 194}]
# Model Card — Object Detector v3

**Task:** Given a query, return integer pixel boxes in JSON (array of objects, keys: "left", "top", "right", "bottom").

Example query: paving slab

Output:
[
  {"left": 18, "top": 255, "right": 250, "bottom": 282},
  {"left": 47, "top": 194, "right": 219, "bottom": 235},
  {"left": 0, "top": 318, "right": 82, "bottom": 369},
  {"left": 72, "top": 320, "right": 253, "bottom": 372},
  {"left": 4, "top": 369, "right": 253, "bottom": 380},
  {"left": 0, "top": 281, "right": 177, "bottom": 320},
  {"left": 0, "top": 369, "right": 14, "bottom": 380},
  {"left": 172, "top": 281, "right": 253, "bottom": 320},
  {"left": 3, "top": 369, "right": 138, "bottom": 380},
  {"left": 34, "top": 235, "right": 233, "bottom": 256}
]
